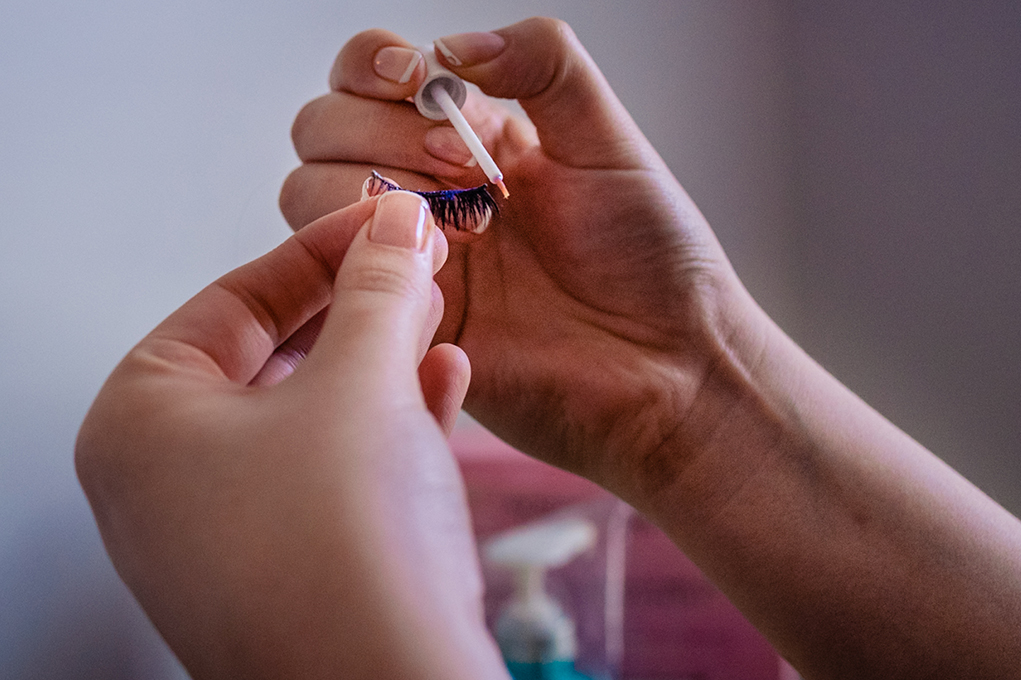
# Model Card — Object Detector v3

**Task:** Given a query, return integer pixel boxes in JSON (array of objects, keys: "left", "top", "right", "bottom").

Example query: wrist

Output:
[{"left": 606, "top": 279, "right": 789, "bottom": 522}]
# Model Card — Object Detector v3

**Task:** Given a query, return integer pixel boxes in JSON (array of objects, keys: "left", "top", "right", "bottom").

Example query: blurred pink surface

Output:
[{"left": 452, "top": 425, "right": 782, "bottom": 680}]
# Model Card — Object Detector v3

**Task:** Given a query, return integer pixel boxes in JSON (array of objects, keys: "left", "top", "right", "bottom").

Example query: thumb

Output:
[
  {"left": 301, "top": 190, "right": 441, "bottom": 398},
  {"left": 434, "top": 17, "right": 657, "bottom": 169}
]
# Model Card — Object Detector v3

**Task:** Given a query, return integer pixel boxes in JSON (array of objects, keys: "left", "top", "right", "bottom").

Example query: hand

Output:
[
  {"left": 274, "top": 20, "right": 1021, "bottom": 680},
  {"left": 281, "top": 18, "right": 757, "bottom": 501},
  {"left": 76, "top": 192, "right": 506, "bottom": 679}
]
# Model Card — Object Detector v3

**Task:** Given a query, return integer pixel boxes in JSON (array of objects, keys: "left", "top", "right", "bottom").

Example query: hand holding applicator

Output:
[{"left": 414, "top": 43, "right": 510, "bottom": 199}]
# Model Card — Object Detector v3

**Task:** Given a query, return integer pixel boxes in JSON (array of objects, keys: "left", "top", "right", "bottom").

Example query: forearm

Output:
[{"left": 642, "top": 295, "right": 1021, "bottom": 678}]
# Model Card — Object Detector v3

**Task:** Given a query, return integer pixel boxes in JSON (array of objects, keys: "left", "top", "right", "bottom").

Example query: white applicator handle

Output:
[
  {"left": 414, "top": 45, "right": 509, "bottom": 198},
  {"left": 431, "top": 87, "right": 508, "bottom": 194}
]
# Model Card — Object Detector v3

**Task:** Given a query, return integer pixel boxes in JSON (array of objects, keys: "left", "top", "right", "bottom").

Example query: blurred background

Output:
[{"left": 2, "top": 1, "right": 1019, "bottom": 677}]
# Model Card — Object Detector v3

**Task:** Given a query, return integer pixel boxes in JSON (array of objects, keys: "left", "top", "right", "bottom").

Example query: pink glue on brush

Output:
[{"left": 414, "top": 43, "right": 510, "bottom": 199}]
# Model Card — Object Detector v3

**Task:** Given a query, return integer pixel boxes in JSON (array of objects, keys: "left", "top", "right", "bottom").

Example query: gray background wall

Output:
[{"left": 2, "top": 1, "right": 1018, "bottom": 676}]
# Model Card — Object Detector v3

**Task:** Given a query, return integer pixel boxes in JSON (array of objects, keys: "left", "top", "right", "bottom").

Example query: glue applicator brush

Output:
[
  {"left": 414, "top": 44, "right": 510, "bottom": 199},
  {"left": 431, "top": 87, "right": 509, "bottom": 199}
]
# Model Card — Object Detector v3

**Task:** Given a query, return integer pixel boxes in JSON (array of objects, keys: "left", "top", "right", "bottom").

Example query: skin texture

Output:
[
  {"left": 77, "top": 192, "right": 506, "bottom": 679},
  {"left": 280, "top": 18, "right": 1021, "bottom": 678},
  {"left": 283, "top": 21, "right": 741, "bottom": 495},
  {"left": 78, "top": 17, "right": 1021, "bottom": 680}
]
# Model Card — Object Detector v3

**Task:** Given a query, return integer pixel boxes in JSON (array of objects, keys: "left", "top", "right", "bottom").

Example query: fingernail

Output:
[
  {"left": 361, "top": 172, "right": 401, "bottom": 201},
  {"left": 424, "top": 126, "right": 473, "bottom": 166},
  {"left": 434, "top": 32, "right": 506, "bottom": 67},
  {"left": 369, "top": 191, "right": 430, "bottom": 250},
  {"left": 374, "top": 47, "right": 424, "bottom": 84}
]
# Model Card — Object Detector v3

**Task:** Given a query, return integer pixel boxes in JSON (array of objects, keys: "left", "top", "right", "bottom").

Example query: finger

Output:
[
  {"left": 277, "top": 165, "right": 466, "bottom": 344},
  {"left": 248, "top": 270, "right": 446, "bottom": 387},
  {"left": 434, "top": 17, "right": 658, "bottom": 169},
  {"left": 291, "top": 92, "right": 482, "bottom": 181},
  {"left": 292, "top": 93, "right": 427, "bottom": 164},
  {"left": 280, "top": 162, "right": 366, "bottom": 231},
  {"left": 419, "top": 343, "right": 471, "bottom": 437},
  {"left": 253, "top": 192, "right": 448, "bottom": 386},
  {"left": 330, "top": 28, "right": 426, "bottom": 99},
  {"left": 280, "top": 163, "right": 455, "bottom": 233},
  {"left": 418, "top": 281, "right": 444, "bottom": 362},
  {"left": 300, "top": 191, "right": 440, "bottom": 396},
  {"left": 141, "top": 200, "right": 377, "bottom": 384},
  {"left": 319, "top": 27, "right": 523, "bottom": 171},
  {"left": 248, "top": 308, "right": 328, "bottom": 387}
]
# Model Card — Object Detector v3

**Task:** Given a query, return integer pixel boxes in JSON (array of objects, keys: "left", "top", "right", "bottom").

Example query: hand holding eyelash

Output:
[
  {"left": 362, "top": 171, "right": 497, "bottom": 235},
  {"left": 278, "top": 17, "right": 1021, "bottom": 680},
  {"left": 76, "top": 193, "right": 508, "bottom": 677},
  {"left": 283, "top": 18, "right": 742, "bottom": 495}
]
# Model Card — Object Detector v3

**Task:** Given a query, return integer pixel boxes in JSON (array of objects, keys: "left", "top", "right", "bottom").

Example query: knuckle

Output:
[
  {"left": 278, "top": 167, "right": 309, "bottom": 230},
  {"left": 349, "top": 27, "right": 402, "bottom": 51},
  {"left": 351, "top": 262, "right": 421, "bottom": 299},
  {"left": 499, "top": 17, "right": 581, "bottom": 100},
  {"left": 334, "top": 28, "right": 409, "bottom": 91},
  {"left": 74, "top": 389, "right": 142, "bottom": 500},
  {"left": 526, "top": 16, "right": 577, "bottom": 49},
  {"left": 74, "top": 427, "right": 104, "bottom": 495},
  {"left": 290, "top": 96, "right": 327, "bottom": 158},
  {"left": 545, "top": 18, "right": 580, "bottom": 69}
]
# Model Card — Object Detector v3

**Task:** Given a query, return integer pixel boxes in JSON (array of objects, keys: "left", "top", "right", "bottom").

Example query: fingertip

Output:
[
  {"left": 434, "top": 17, "right": 646, "bottom": 168},
  {"left": 300, "top": 193, "right": 438, "bottom": 389},
  {"left": 433, "top": 31, "right": 507, "bottom": 68},
  {"left": 278, "top": 166, "right": 306, "bottom": 231},
  {"left": 366, "top": 190, "right": 432, "bottom": 251},
  {"left": 279, "top": 164, "right": 368, "bottom": 233},
  {"left": 331, "top": 28, "right": 425, "bottom": 98},
  {"left": 249, "top": 309, "right": 328, "bottom": 387},
  {"left": 420, "top": 343, "right": 471, "bottom": 437},
  {"left": 373, "top": 46, "right": 426, "bottom": 86},
  {"left": 431, "top": 220, "right": 449, "bottom": 275},
  {"left": 434, "top": 17, "right": 571, "bottom": 99}
]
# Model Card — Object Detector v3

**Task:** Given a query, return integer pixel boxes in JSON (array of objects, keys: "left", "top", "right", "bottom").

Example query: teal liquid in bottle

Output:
[{"left": 486, "top": 518, "right": 600, "bottom": 680}]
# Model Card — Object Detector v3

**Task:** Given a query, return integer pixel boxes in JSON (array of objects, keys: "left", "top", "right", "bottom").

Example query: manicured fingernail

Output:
[
  {"left": 374, "top": 47, "right": 424, "bottom": 84},
  {"left": 369, "top": 191, "right": 429, "bottom": 250},
  {"left": 434, "top": 32, "right": 506, "bottom": 67},
  {"left": 424, "top": 126, "right": 474, "bottom": 166},
  {"left": 361, "top": 172, "right": 400, "bottom": 201}
]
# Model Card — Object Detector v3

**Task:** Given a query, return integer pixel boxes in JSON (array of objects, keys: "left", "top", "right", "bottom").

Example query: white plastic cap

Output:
[
  {"left": 485, "top": 517, "right": 597, "bottom": 568},
  {"left": 485, "top": 517, "right": 596, "bottom": 664},
  {"left": 414, "top": 44, "right": 467, "bottom": 121}
]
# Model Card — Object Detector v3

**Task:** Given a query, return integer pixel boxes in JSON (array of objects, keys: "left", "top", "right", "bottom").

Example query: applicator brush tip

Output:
[{"left": 494, "top": 177, "right": 510, "bottom": 199}]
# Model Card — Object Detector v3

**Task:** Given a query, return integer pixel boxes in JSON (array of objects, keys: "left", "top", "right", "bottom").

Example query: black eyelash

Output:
[{"left": 368, "top": 171, "right": 498, "bottom": 233}]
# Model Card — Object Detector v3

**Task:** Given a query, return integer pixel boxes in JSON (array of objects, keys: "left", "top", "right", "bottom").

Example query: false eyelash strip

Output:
[{"left": 362, "top": 171, "right": 498, "bottom": 235}]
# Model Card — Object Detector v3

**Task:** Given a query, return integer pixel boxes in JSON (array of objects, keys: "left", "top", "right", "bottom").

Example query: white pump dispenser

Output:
[{"left": 484, "top": 517, "right": 598, "bottom": 667}]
